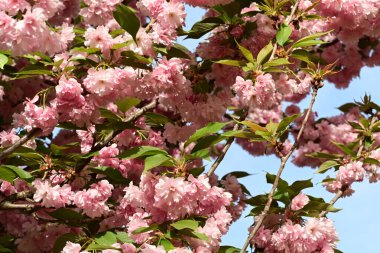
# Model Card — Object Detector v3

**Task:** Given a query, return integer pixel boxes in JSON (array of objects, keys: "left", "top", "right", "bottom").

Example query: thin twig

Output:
[
  {"left": 319, "top": 190, "right": 343, "bottom": 218},
  {"left": 207, "top": 123, "right": 239, "bottom": 177},
  {"left": 0, "top": 201, "right": 36, "bottom": 210},
  {"left": 240, "top": 87, "right": 318, "bottom": 253},
  {"left": 0, "top": 128, "right": 41, "bottom": 161},
  {"left": 285, "top": 0, "right": 301, "bottom": 25},
  {"left": 207, "top": 110, "right": 248, "bottom": 176}
]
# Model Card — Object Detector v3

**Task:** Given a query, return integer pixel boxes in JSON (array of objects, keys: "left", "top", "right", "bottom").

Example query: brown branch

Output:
[
  {"left": 207, "top": 123, "right": 240, "bottom": 177},
  {"left": 75, "top": 99, "right": 158, "bottom": 172},
  {"left": 319, "top": 190, "right": 343, "bottom": 218},
  {"left": 0, "top": 201, "right": 36, "bottom": 210},
  {"left": 0, "top": 128, "right": 41, "bottom": 161},
  {"left": 240, "top": 87, "right": 318, "bottom": 253},
  {"left": 207, "top": 111, "right": 248, "bottom": 177}
]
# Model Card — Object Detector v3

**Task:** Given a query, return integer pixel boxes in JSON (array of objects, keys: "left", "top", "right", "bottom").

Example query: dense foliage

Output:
[{"left": 0, "top": 0, "right": 380, "bottom": 252}]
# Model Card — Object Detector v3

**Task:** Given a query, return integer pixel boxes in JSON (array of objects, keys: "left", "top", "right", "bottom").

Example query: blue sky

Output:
[{"left": 181, "top": 6, "right": 380, "bottom": 252}]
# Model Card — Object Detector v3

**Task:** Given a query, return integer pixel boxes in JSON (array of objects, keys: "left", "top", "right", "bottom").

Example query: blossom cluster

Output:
[{"left": 0, "top": 0, "right": 380, "bottom": 252}]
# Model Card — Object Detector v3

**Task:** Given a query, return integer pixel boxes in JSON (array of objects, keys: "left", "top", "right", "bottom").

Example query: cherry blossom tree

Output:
[{"left": 0, "top": 0, "right": 379, "bottom": 252}]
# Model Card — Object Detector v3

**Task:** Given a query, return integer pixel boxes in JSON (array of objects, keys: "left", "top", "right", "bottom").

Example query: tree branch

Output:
[
  {"left": 240, "top": 87, "right": 318, "bottom": 253},
  {"left": 0, "top": 201, "right": 36, "bottom": 210},
  {"left": 0, "top": 128, "right": 41, "bottom": 161},
  {"left": 207, "top": 123, "right": 239, "bottom": 177}
]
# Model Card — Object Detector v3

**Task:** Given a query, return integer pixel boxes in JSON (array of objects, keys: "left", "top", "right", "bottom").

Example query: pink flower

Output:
[
  {"left": 84, "top": 26, "right": 116, "bottom": 57},
  {"left": 140, "top": 245, "right": 166, "bottom": 253},
  {"left": 62, "top": 242, "right": 81, "bottom": 253},
  {"left": 232, "top": 76, "right": 255, "bottom": 106},
  {"left": 0, "top": 129, "right": 20, "bottom": 147},
  {"left": 33, "top": 179, "right": 72, "bottom": 208},
  {"left": 336, "top": 161, "right": 365, "bottom": 185},
  {"left": 73, "top": 180, "right": 113, "bottom": 218},
  {"left": 14, "top": 97, "right": 58, "bottom": 135},
  {"left": 252, "top": 73, "right": 279, "bottom": 109},
  {"left": 157, "top": 1, "right": 186, "bottom": 28},
  {"left": 290, "top": 192, "right": 310, "bottom": 211},
  {"left": 54, "top": 76, "right": 85, "bottom": 112},
  {"left": 121, "top": 243, "right": 136, "bottom": 253}
]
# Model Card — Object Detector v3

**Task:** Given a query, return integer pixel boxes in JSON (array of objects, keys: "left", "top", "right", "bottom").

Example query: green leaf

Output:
[
  {"left": 0, "top": 166, "right": 17, "bottom": 182},
  {"left": 113, "top": 4, "right": 140, "bottom": 42},
  {"left": 86, "top": 243, "right": 119, "bottom": 251},
  {"left": 263, "top": 58, "right": 291, "bottom": 68},
  {"left": 145, "top": 112, "right": 170, "bottom": 127},
  {"left": 241, "top": 121, "right": 267, "bottom": 132},
  {"left": 292, "top": 31, "right": 332, "bottom": 49},
  {"left": 331, "top": 141, "right": 355, "bottom": 156},
  {"left": 90, "top": 166, "right": 130, "bottom": 184},
  {"left": 276, "top": 24, "right": 292, "bottom": 46},
  {"left": 160, "top": 238, "right": 175, "bottom": 251},
  {"left": 166, "top": 43, "right": 191, "bottom": 59},
  {"left": 99, "top": 108, "right": 123, "bottom": 122},
  {"left": 111, "top": 41, "right": 133, "bottom": 50},
  {"left": 289, "top": 179, "right": 313, "bottom": 195},
  {"left": 277, "top": 114, "right": 301, "bottom": 134},
  {"left": 144, "top": 154, "right": 171, "bottom": 171},
  {"left": 15, "top": 69, "right": 52, "bottom": 77},
  {"left": 363, "top": 158, "right": 380, "bottom": 165},
  {"left": 273, "top": 190, "right": 291, "bottom": 204},
  {"left": 191, "top": 135, "right": 226, "bottom": 153},
  {"left": 186, "top": 122, "right": 228, "bottom": 145},
  {"left": 71, "top": 47, "right": 101, "bottom": 54},
  {"left": 115, "top": 232, "right": 133, "bottom": 243},
  {"left": 221, "top": 171, "right": 251, "bottom": 180},
  {"left": 0, "top": 54, "right": 8, "bottom": 69},
  {"left": 185, "top": 17, "right": 224, "bottom": 39},
  {"left": 317, "top": 160, "right": 340, "bottom": 174},
  {"left": 118, "top": 146, "right": 168, "bottom": 159},
  {"left": 132, "top": 224, "right": 159, "bottom": 234},
  {"left": 337, "top": 103, "right": 358, "bottom": 113},
  {"left": 219, "top": 246, "right": 241, "bottom": 253},
  {"left": 121, "top": 51, "right": 152, "bottom": 64},
  {"left": 293, "top": 39, "right": 328, "bottom": 48},
  {"left": 257, "top": 42, "right": 273, "bottom": 65},
  {"left": 214, "top": 60, "right": 246, "bottom": 67},
  {"left": 2, "top": 165, "right": 33, "bottom": 183},
  {"left": 307, "top": 152, "right": 343, "bottom": 160},
  {"left": 171, "top": 219, "right": 199, "bottom": 230},
  {"left": 47, "top": 208, "right": 83, "bottom": 221},
  {"left": 236, "top": 41, "right": 255, "bottom": 63},
  {"left": 244, "top": 194, "right": 268, "bottom": 206},
  {"left": 53, "top": 233, "right": 81, "bottom": 253},
  {"left": 95, "top": 231, "right": 117, "bottom": 246},
  {"left": 183, "top": 230, "right": 209, "bottom": 241},
  {"left": 266, "top": 173, "right": 288, "bottom": 190},
  {"left": 116, "top": 97, "right": 140, "bottom": 112}
]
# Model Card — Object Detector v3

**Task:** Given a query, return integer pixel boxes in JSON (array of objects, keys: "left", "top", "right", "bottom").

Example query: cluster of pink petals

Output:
[
  {"left": 13, "top": 97, "right": 58, "bottom": 135},
  {"left": 117, "top": 173, "right": 234, "bottom": 250},
  {"left": 0, "top": 5, "right": 74, "bottom": 56},
  {"left": 290, "top": 193, "right": 310, "bottom": 211},
  {"left": 253, "top": 218, "right": 339, "bottom": 253},
  {"left": 293, "top": 107, "right": 360, "bottom": 168},
  {"left": 73, "top": 180, "right": 114, "bottom": 218},
  {"left": 32, "top": 179, "right": 72, "bottom": 208},
  {"left": 80, "top": 0, "right": 122, "bottom": 26}
]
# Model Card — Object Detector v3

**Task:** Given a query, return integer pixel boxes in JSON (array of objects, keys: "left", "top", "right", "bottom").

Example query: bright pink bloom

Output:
[{"left": 290, "top": 192, "right": 310, "bottom": 211}]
